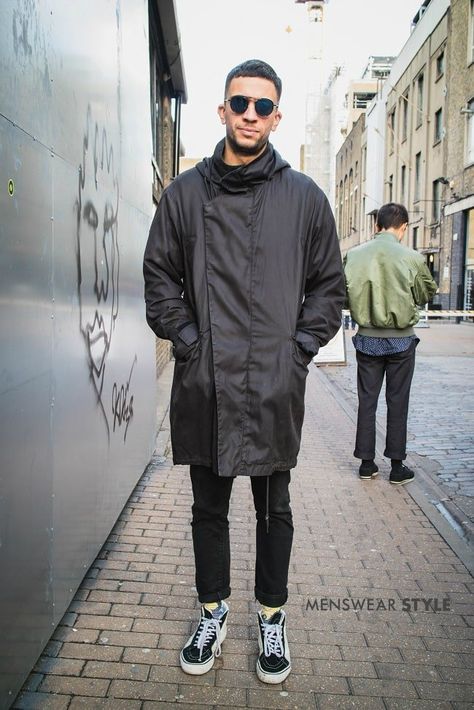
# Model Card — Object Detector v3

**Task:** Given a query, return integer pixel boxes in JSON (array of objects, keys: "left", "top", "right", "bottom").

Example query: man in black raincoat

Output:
[{"left": 144, "top": 60, "right": 344, "bottom": 683}]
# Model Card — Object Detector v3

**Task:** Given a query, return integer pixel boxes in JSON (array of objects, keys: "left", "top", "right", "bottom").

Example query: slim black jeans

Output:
[
  {"left": 190, "top": 465, "right": 293, "bottom": 607},
  {"left": 354, "top": 339, "right": 418, "bottom": 460}
]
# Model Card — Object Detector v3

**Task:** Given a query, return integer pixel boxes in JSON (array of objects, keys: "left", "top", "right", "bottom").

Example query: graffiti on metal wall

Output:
[
  {"left": 112, "top": 355, "right": 137, "bottom": 442},
  {"left": 75, "top": 106, "right": 136, "bottom": 442}
]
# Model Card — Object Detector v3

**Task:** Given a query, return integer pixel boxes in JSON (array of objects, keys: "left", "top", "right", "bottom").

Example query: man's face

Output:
[{"left": 218, "top": 76, "right": 282, "bottom": 162}]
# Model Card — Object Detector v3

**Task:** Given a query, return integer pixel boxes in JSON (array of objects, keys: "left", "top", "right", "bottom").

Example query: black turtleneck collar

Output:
[
  {"left": 196, "top": 138, "right": 290, "bottom": 197},
  {"left": 212, "top": 141, "right": 270, "bottom": 179}
]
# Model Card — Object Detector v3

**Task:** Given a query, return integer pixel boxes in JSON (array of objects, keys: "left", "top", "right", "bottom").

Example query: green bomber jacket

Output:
[{"left": 343, "top": 231, "right": 438, "bottom": 337}]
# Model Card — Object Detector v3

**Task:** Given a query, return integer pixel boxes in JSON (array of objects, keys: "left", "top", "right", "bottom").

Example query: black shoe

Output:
[
  {"left": 256, "top": 609, "right": 291, "bottom": 684},
  {"left": 390, "top": 463, "right": 415, "bottom": 485},
  {"left": 359, "top": 460, "right": 379, "bottom": 479},
  {"left": 180, "top": 602, "right": 228, "bottom": 675}
]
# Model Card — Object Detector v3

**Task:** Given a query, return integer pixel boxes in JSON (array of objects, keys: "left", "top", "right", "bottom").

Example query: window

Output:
[
  {"left": 416, "top": 73, "right": 424, "bottom": 127},
  {"left": 413, "top": 226, "right": 418, "bottom": 250},
  {"left": 355, "top": 160, "right": 359, "bottom": 177},
  {"left": 432, "top": 180, "right": 441, "bottom": 222},
  {"left": 388, "top": 174, "right": 393, "bottom": 202},
  {"left": 434, "top": 108, "right": 443, "bottom": 143},
  {"left": 402, "top": 91, "right": 409, "bottom": 142},
  {"left": 467, "top": 98, "right": 474, "bottom": 165},
  {"left": 465, "top": 208, "right": 474, "bottom": 310},
  {"left": 343, "top": 175, "right": 348, "bottom": 237},
  {"left": 354, "top": 185, "right": 358, "bottom": 231},
  {"left": 339, "top": 180, "right": 344, "bottom": 234},
  {"left": 415, "top": 152, "right": 422, "bottom": 201},
  {"left": 362, "top": 146, "right": 367, "bottom": 179},
  {"left": 389, "top": 109, "right": 396, "bottom": 153},
  {"left": 401, "top": 164, "right": 406, "bottom": 202},
  {"left": 436, "top": 50, "right": 445, "bottom": 79},
  {"left": 348, "top": 169, "right": 354, "bottom": 231},
  {"left": 352, "top": 92, "right": 376, "bottom": 109}
]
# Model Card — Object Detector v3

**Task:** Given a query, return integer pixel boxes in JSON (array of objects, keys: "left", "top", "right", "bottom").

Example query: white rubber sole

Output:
[
  {"left": 359, "top": 470, "right": 379, "bottom": 479},
  {"left": 256, "top": 659, "right": 291, "bottom": 684},
  {"left": 179, "top": 620, "right": 227, "bottom": 675}
]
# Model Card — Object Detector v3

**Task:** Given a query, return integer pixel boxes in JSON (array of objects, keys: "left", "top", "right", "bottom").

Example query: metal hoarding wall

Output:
[{"left": 0, "top": 1, "right": 158, "bottom": 705}]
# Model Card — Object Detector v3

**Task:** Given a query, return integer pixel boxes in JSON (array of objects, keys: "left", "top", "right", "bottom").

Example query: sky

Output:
[{"left": 175, "top": 0, "right": 423, "bottom": 168}]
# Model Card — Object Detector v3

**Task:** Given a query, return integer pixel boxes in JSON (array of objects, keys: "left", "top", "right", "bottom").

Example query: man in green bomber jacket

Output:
[{"left": 344, "top": 203, "right": 437, "bottom": 485}]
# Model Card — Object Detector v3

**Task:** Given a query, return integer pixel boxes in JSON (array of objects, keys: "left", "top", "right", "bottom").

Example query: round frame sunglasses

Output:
[{"left": 225, "top": 95, "right": 278, "bottom": 118}]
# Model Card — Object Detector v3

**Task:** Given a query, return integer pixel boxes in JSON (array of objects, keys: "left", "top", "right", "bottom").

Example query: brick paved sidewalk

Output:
[{"left": 13, "top": 364, "right": 474, "bottom": 709}]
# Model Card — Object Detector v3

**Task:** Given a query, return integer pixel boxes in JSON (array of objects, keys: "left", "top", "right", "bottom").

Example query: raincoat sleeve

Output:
[
  {"left": 295, "top": 193, "right": 345, "bottom": 355},
  {"left": 143, "top": 190, "right": 199, "bottom": 353}
]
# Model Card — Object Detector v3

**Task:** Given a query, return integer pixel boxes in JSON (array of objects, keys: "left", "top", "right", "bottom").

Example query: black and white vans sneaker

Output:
[
  {"left": 256, "top": 609, "right": 291, "bottom": 684},
  {"left": 180, "top": 602, "right": 228, "bottom": 675}
]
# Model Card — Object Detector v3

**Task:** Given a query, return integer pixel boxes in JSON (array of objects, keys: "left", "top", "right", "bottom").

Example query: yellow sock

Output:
[
  {"left": 203, "top": 602, "right": 219, "bottom": 612},
  {"left": 261, "top": 605, "right": 281, "bottom": 619}
]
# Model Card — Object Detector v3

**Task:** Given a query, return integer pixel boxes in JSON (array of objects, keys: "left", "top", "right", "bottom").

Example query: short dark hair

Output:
[
  {"left": 224, "top": 59, "right": 282, "bottom": 100},
  {"left": 376, "top": 203, "right": 409, "bottom": 230}
]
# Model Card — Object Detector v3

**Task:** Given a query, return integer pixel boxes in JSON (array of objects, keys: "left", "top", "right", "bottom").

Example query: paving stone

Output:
[
  {"left": 384, "top": 701, "right": 454, "bottom": 710},
  {"left": 108, "top": 679, "right": 178, "bottom": 701},
  {"left": 340, "top": 646, "right": 403, "bottom": 663},
  {"left": 416, "top": 680, "right": 474, "bottom": 701},
  {"left": 39, "top": 676, "right": 109, "bottom": 697},
  {"left": 97, "top": 631, "right": 159, "bottom": 648},
  {"left": 247, "top": 688, "right": 317, "bottom": 709},
  {"left": 52, "top": 628, "right": 100, "bottom": 644},
  {"left": 374, "top": 661, "right": 441, "bottom": 681},
  {"left": 69, "top": 699, "right": 141, "bottom": 709},
  {"left": 317, "top": 696, "right": 385, "bottom": 710},
  {"left": 348, "top": 677, "right": 418, "bottom": 698},
  {"left": 82, "top": 660, "right": 149, "bottom": 681},
  {"left": 34, "top": 658, "right": 85, "bottom": 677},
  {"left": 176, "top": 684, "right": 248, "bottom": 705},
  {"left": 311, "top": 659, "right": 377, "bottom": 678},
  {"left": 12, "top": 692, "right": 71, "bottom": 709},
  {"left": 60, "top": 643, "right": 123, "bottom": 662},
  {"left": 74, "top": 615, "right": 133, "bottom": 632}
]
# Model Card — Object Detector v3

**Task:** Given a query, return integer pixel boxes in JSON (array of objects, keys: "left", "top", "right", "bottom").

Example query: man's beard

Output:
[{"left": 226, "top": 129, "right": 268, "bottom": 157}]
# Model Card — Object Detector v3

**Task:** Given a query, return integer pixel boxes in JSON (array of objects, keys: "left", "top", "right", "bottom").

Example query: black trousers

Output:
[
  {"left": 354, "top": 340, "right": 418, "bottom": 460},
  {"left": 190, "top": 465, "right": 294, "bottom": 607}
]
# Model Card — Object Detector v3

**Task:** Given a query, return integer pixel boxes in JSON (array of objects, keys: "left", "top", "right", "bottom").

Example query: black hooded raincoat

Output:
[{"left": 144, "top": 140, "right": 345, "bottom": 477}]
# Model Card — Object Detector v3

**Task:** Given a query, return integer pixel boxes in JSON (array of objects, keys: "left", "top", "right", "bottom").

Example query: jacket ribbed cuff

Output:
[
  {"left": 177, "top": 322, "right": 199, "bottom": 346},
  {"left": 295, "top": 330, "right": 319, "bottom": 356}
]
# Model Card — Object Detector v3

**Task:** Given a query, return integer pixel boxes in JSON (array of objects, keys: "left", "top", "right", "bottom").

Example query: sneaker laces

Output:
[
  {"left": 194, "top": 616, "right": 222, "bottom": 660},
  {"left": 262, "top": 619, "right": 284, "bottom": 658}
]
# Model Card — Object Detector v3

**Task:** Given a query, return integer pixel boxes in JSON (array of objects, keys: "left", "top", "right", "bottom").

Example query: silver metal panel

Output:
[
  {"left": 0, "top": 118, "right": 54, "bottom": 706},
  {"left": 0, "top": 0, "right": 54, "bottom": 147},
  {"left": 0, "top": 1, "right": 157, "bottom": 705}
]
